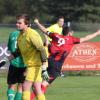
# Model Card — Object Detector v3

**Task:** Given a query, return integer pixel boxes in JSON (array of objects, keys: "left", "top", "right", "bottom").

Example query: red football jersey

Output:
[{"left": 48, "top": 32, "right": 80, "bottom": 60}]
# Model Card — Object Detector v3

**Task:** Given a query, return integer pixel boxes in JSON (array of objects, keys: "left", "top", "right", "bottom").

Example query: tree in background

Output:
[{"left": 0, "top": 0, "right": 100, "bottom": 23}]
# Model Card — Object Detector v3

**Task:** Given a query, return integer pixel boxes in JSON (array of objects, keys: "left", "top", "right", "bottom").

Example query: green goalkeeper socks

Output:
[
  {"left": 7, "top": 89, "right": 16, "bottom": 100},
  {"left": 14, "top": 92, "right": 22, "bottom": 100}
]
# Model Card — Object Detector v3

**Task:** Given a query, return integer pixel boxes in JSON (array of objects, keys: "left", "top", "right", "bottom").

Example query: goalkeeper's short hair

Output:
[{"left": 16, "top": 14, "right": 31, "bottom": 26}]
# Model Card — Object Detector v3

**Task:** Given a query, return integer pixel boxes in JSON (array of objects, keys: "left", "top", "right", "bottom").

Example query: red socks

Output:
[
  {"left": 30, "top": 84, "right": 47, "bottom": 100},
  {"left": 41, "top": 84, "right": 47, "bottom": 94},
  {"left": 30, "top": 91, "right": 36, "bottom": 100}
]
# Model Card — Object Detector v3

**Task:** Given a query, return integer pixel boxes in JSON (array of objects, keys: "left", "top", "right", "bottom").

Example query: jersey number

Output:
[
  {"left": 15, "top": 41, "right": 17, "bottom": 49},
  {"left": 58, "top": 38, "right": 65, "bottom": 46}
]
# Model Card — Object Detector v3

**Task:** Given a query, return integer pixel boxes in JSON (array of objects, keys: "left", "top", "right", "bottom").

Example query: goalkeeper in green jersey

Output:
[{"left": 7, "top": 31, "right": 26, "bottom": 100}]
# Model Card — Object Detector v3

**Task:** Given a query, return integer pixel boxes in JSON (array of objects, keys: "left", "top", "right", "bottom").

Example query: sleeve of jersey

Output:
[
  {"left": 73, "top": 37, "right": 80, "bottom": 44},
  {"left": 46, "top": 31, "right": 54, "bottom": 39},
  {"left": 30, "top": 31, "right": 47, "bottom": 62}
]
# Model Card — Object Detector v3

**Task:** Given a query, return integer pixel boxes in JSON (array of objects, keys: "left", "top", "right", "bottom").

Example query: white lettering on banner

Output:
[
  {"left": 0, "top": 47, "right": 4, "bottom": 56},
  {"left": 63, "top": 64, "right": 85, "bottom": 69},
  {"left": 62, "top": 63, "right": 100, "bottom": 70},
  {"left": 72, "top": 49, "right": 97, "bottom": 56},
  {"left": 69, "top": 43, "right": 100, "bottom": 62},
  {"left": 85, "top": 64, "right": 96, "bottom": 68},
  {"left": 0, "top": 46, "right": 10, "bottom": 56}
]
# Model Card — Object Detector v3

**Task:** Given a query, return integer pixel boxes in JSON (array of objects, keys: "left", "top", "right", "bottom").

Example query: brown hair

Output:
[
  {"left": 16, "top": 14, "right": 30, "bottom": 26},
  {"left": 62, "top": 26, "right": 72, "bottom": 36},
  {"left": 57, "top": 16, "right": 64, "bottom": 21}
]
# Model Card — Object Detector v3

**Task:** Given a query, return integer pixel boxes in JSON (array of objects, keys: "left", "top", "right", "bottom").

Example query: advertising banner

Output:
[
  {"left": 62, "top": 42, "right": 100, "bottom": 71},
  {"left": 0, "top": 42, "right": 100, "bottom": 70},
  {"left": 0, "top": 43, "right": 10, "bottom": 68}
]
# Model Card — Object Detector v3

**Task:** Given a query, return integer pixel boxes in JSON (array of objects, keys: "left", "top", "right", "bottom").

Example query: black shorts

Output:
[
  {"left": 47, "top": 54, "right": 66, "bottom": 83},
  {"left": 7, "top": 64, "right": 26, "bottom": 84}
]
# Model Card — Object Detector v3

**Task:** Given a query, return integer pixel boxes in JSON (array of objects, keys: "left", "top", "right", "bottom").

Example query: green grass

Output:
[
  {"left": 0, "top": 27, "right": 99, "bottom": 43},
  {"left": 0, "top": 27, "right": 16, "bottom": 43},
  {"left": 74, "top": 31, "right": 100, "bottom": 42},
  {"left": 46, "top": 76, "right": 100, "bottom": 100},
  {"left": 1, "top": 75, "right": 100, "bottom": 100},
  {"left": 0, "top": 77, "right": 7, "bottom": 100}
]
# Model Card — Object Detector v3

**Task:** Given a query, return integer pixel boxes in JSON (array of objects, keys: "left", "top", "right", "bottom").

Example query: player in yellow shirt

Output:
[
  {"left": 44, "top": 16, "right": 64, "bottom": 56},
  {"left": 46, "top": 16, "right": 64, "bottom": 43},
  {"left": 16, "top": 14, "right": 49, "bottom": 100},
  {"left": 30, "top": 17, "right": 64, "bottom": 100},
  {"left": 47, "top": 16, "right": 64, "bottom": 34},
  {"left": 0, "top": 14, "right": 49, "bottom": 100},
  {"left": 0, "top": 14, "right": 48, "bottom": 100},
  {"left": 45, "top": 16, "right": 65, "bottom": 76}
]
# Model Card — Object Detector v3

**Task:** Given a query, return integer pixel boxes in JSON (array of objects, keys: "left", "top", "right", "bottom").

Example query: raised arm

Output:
[
  {"left": 80, "top": 30, "right": 100, "bottom": 43},
  {"left": 34, "top": 19, "right": 48, "bottom": 35}
]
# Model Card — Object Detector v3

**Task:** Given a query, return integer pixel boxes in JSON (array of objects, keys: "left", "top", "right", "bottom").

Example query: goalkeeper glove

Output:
[
  {"left": 0, "top": 57, "right": 9, "bottom": 68},
  {"left": 41, "top": 64, "right": 49, "bottom": 81}
]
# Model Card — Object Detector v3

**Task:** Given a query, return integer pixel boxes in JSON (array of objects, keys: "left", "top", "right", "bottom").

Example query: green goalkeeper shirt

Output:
[{"left": 8, "top": 31, "right": 26, "bottom": 68}]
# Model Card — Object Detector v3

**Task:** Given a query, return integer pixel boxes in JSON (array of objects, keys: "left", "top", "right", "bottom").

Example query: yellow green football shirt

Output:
[
  {"left": 47, "top": 23, "right": 63, "bottom": 41},
  {"left": 47, "top": 23, "right": 63, "bottom": 34},
  {"left": 17, "top": 27, "right": 45, "bottom": 67}
]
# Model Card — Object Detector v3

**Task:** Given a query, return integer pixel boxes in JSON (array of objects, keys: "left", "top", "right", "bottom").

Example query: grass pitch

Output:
[
  {"left": 0, "top": 74, "right": 100, "bottom": 100},
  {"left": 0, "top": 27, "right": 100, "bottom": 43}
]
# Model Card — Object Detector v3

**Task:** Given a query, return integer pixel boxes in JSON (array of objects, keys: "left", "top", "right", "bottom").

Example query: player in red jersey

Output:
[{"left": 30, "top": 19, "right": 100, "bottom": 100}]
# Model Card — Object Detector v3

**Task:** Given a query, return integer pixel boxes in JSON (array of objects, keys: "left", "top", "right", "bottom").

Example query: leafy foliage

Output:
[{"left": 0, "top": 0, "right": 100, "bottom": 23}]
